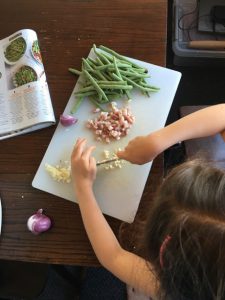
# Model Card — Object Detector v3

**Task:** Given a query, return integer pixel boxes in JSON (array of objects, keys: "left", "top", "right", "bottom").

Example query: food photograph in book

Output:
[{"left": 3, "top": 31, "right": 45, "bottom": 91}]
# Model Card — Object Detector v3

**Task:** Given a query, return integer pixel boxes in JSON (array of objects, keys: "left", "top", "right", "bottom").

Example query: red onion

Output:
[
  {"left": 27, "top": 209, "right": 52, "bottom": 235},
  {"left": 60, "top": 114, "right": 78, "bottom": 127}
]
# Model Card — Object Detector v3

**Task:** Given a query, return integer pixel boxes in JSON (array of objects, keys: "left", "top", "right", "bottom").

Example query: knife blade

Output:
[{"left": 96, "top": 158, "right": 121, "bottom": 166}]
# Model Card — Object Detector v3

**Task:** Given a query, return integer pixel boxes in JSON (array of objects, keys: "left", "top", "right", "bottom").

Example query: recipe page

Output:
[{"left": 0, "top": 29, "right": 55, "bottom": 138}]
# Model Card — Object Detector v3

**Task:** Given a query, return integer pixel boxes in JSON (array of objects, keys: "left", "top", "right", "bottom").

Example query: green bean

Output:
[
  {"left": 93, "top": 44, "right": 111, "bottom": 65},
  {"left": 108, "top": 68, "right": 150, "bottom": 78},
  {"left": 107, "top": 94, "right": 123, "bottom": 101},
  {"left": 70, "top": 96, "right": 85, "bottom": 114},
  {"left": 81, "top": 58, "right": 108, "bottom": 81},
  {"left": 113, "top": 57, "right": 122, "bottom": 79},
  {"left": 90, "top": 69, "right": 107, "bottom": 81},
  {"left": 80, "top": 59, "right": 101, "bottom": 80},
  {"left": 94, "top": 49, "right": 115, "bottom": 63},
  {"left": 100, "top": 84, "right": 132, "bottom": 90},
  {"left": 99, "top": 45, "right": 147, "bottom": 71},
  {"left": 87, "top": 57, "right": 99, "bottom": 67},
  {"left": 93, "top": 45, "right": 109, "bottom": 65},
  {"left": 110, "top": 72, "right": 131, "bottom": 99},
  {"left": 68, "top": 68, "right": 82, "bottom": 76},
  {"left": 89, "top": 97, "right": 106, "bottom": 111},
  {"left": 75, "top": 83, "right": 132, "bottom": 95},
  {"left": 113, "top": 57, "right": 131, "bottom": 99},
  {"left": 121, "top": 76, "right": 158, "bottom": 92},
  {"left": 111, "top": 73, "right": 122, "bottom": 81},
  {"left": 94, "top": 62, "right": 130, "bottom": 71},
  {"left": 95, "top": 57, "right": 104, "bottom": 66},
  {"left": 138, "top": 79, "right": 160, "bottom": 91},
  {"left": 82, "top": 58, "right": 93, "bottom": 71},
  {"left": 74, "top": 86, "right": 96, "bottom": 93},
  {"left": 97, "top": 80, "right": 127, "bottom": 85},
  {"left": 128, "top": 67, "right": 148, "bottom": 74},
  {"left": 74, "top": 91, "right": 98, "bottom": 97},
  {"left": 141, "top": 83, "right": 160, "bottom": 90},
  {"left": 93, "top": 68, "right": 111, "bottom": 81},
  {"left": 83, "top": 70, "right": 109, "bottom": 102},
  {"left": 99, "top": 52, "right": 111, "bottom": 65}
]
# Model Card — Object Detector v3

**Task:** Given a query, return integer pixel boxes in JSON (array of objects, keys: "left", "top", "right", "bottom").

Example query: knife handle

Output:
[{"left": 188, "top": 40, "right": 225, "bottom": 50}]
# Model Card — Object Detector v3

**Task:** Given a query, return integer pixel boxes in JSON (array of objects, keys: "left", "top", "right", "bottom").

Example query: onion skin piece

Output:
[
  {"left": 27, "top": 209, "right": 52, "bottom": 235},
  {"left": 60, "top": 114, "right": 78, "bottom": 127}
]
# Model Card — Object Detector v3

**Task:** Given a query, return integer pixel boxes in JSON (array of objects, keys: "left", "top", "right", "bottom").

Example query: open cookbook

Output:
[{"left": 0, "top": 29, "right": 55, "bottom": 140}]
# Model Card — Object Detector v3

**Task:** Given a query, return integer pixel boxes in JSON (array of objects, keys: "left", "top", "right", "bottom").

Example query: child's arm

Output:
[
  {"left": 71, "top": 138, "right": 158, "bottom": 297},
  {"left": 117, "top": 103, "right": 225, "bottom": 164}
]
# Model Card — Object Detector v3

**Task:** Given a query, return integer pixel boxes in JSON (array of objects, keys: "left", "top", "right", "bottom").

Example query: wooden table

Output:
[{"left": 0, "top": 0, "right": 167, "bottom": 266}]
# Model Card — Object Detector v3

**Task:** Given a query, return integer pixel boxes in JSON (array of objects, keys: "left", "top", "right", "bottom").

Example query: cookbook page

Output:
[{"left": 0, "top": 29, "right": 55, "bottom": 140}]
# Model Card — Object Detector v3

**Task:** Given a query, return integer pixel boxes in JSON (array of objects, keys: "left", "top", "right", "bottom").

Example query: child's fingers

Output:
[
  {"left": 82, "top": 145, "right": 96, "bottom": 161},
  {"left": 72, "top": 138, "right": 86, "bottom": 158},
  {"left": 116, "top": 149, "right": 126, "bottom": 159},
  {"left": 90, "top": 156, "right": 97, "bottom": 170},
  {"left": 75, "top": 137, "right": 85, "bottom": 146},
  {"left": 75, "top": 137, "right": 86, "bottom": 148}
]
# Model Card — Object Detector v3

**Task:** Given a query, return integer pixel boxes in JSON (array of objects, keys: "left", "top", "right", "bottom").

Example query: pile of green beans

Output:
[
  {"left": 69, "top": 44, "right": 160, "bottom": 113},
  {"left": 14, "top": 65, "right": 37, "bottom": 87},
  {"left": 4, "top": 37, "right": 26, "bottom": 62}
]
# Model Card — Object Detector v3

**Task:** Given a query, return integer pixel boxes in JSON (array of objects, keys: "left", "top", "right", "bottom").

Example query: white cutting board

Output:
[{"left": 32, "top": 50, "right": 181, "bottom": 223}]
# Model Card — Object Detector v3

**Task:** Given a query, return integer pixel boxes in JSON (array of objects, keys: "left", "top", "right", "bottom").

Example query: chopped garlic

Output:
[
  {"left": 103, "top": 150, "right": 110, "bottom": 159},
  {"left": 45, "top": 163, "right": 71, "bottom": 183},
  {"left": 100, "top": 149, "right": 126, "bottom": 171}
]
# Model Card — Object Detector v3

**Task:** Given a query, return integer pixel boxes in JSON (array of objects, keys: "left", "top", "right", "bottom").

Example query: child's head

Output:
[{"left": 144, "top": 159, "right": 225, "bottom": 300}]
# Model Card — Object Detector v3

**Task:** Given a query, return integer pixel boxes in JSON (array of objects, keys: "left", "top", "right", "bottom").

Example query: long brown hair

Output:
[{"left": 144, "top": 159, "right": 225, "bottom": 300}]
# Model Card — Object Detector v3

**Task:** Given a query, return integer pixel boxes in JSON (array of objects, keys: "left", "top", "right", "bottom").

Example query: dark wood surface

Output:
[{"left": 0, "top": 0, "right": 167, "bottom": 265}]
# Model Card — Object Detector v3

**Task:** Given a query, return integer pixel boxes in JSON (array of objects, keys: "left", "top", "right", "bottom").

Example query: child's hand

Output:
[
  {"left": 117, "top": 135, "right": 159, "bottom": 164},
  {"left": 71, "top": 138, "right": 96, "bottom": 195}
]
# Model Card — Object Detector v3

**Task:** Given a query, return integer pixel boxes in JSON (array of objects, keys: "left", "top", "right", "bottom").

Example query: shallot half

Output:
[{"left": 60, "top": 114, "right": 78, "bottom": 127}]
